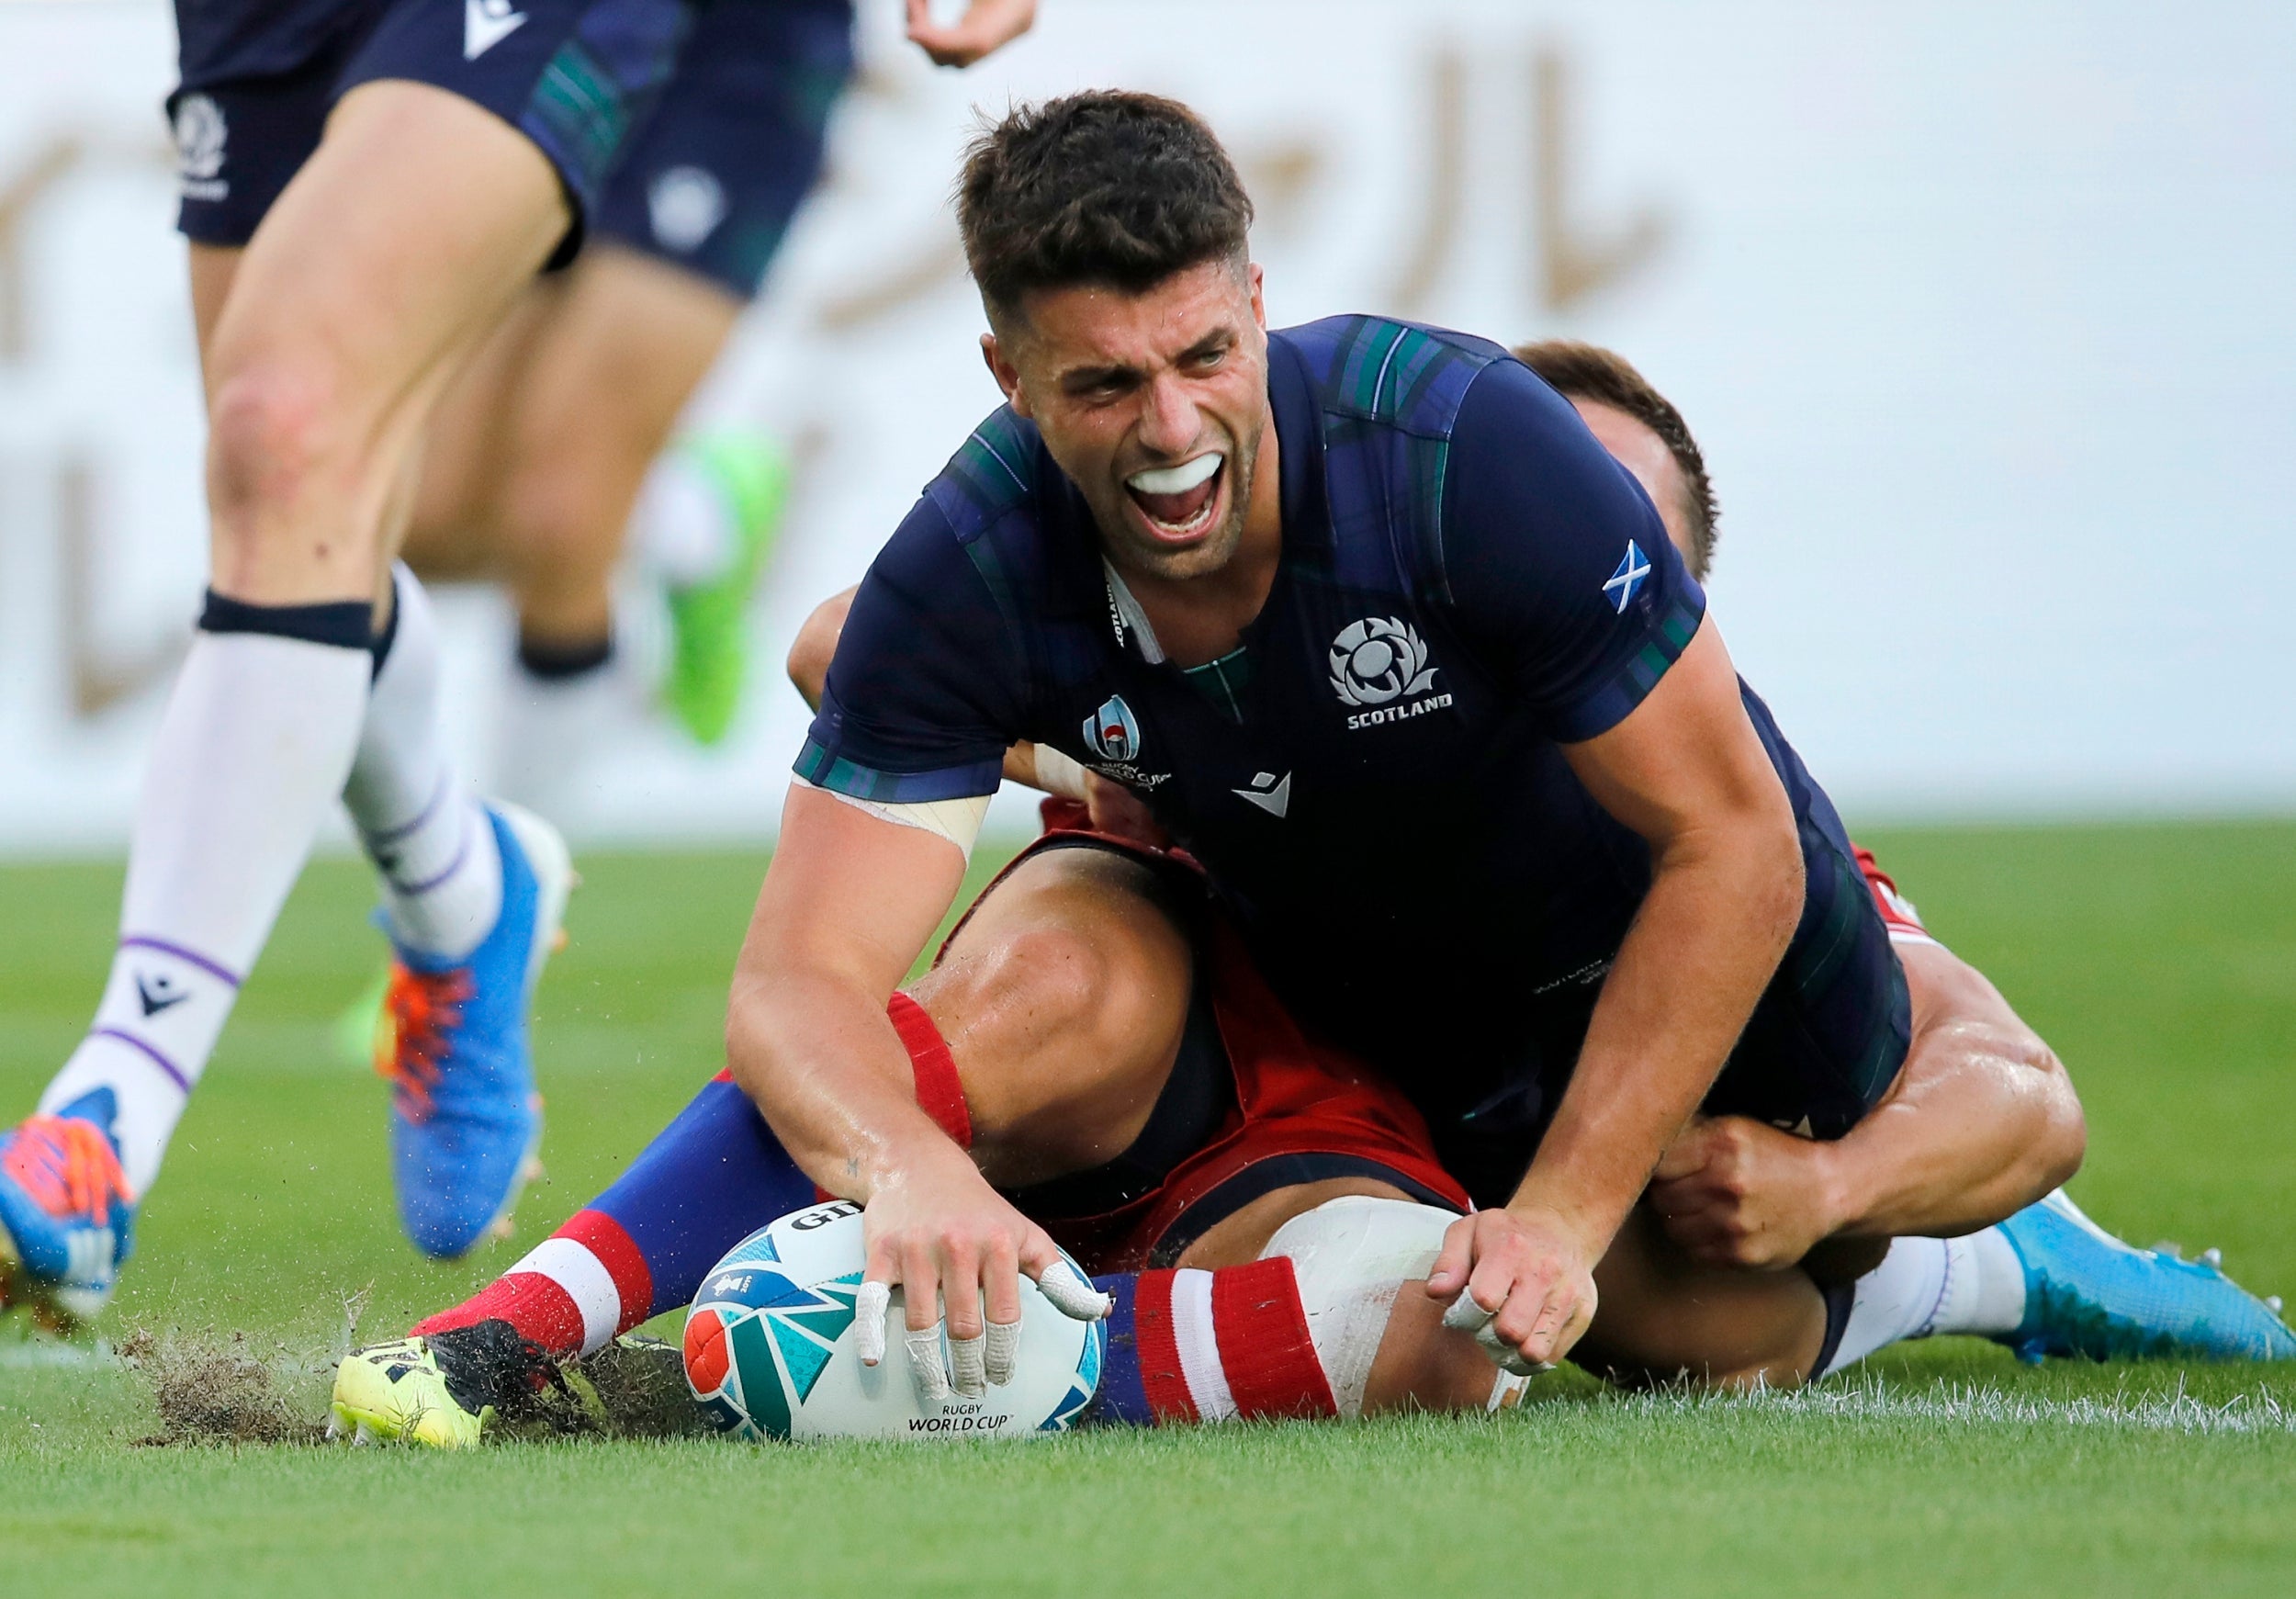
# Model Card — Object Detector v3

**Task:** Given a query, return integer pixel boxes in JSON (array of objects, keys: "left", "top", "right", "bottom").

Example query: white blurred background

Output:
[{"left": 2, "top": 0, "right": 2291, "bottom": 854}]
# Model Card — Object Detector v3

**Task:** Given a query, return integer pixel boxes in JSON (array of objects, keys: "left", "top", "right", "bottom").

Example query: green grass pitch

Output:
[{"left": 4, "top": 820, "right": 2293, "bottom": 1596}]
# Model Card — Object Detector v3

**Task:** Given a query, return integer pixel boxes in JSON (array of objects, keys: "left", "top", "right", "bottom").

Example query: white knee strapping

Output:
[{"left": 1261, "top": 1196, "right": 1461, "bottom": 1418}]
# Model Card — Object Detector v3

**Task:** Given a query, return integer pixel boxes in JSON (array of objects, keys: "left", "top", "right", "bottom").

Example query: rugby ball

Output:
[{"left": 683, "top": 1199, "right": 1103, "bottom": 1443}]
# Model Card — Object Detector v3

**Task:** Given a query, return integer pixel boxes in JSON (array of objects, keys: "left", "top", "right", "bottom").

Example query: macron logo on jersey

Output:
[
  {"left": 1232, "top": 771, "right": 1291, "bottom": 818},
  {"left": 1603, "top": 540, "right": 1651, "bottom": 614},
  {"left": 465, "top": 0, "right": 528, "bottom": 60}
]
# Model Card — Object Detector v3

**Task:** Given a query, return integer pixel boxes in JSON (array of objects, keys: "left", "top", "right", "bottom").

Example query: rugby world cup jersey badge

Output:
[
  {"left": 1079, "top": 693, "right": 1170, "bottom": 788},
  {"left": 1085, "top": 694, "right": 1141, "bottom": 763},
  {"left": 1329, "top": 617, "right": 1454, "bottom": 729}
]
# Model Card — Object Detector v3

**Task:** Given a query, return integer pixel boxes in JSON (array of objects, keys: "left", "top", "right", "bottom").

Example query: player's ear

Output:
[
  {"left": 980, "top": 332, "right": 1029, "bottom": 416},
  {"left": 1246, "top": 262, "right": 1266, "bottom": 332}
]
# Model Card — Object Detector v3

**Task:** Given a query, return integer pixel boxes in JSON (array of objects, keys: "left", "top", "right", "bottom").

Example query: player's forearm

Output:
[
  {"left": 1818, "top": 1008, "right": 2084, "bottom": 1240},
  {"left": 1513, "top": 823, "right": 1803, "bottom": 1250},
  {"left": 726, "top": 967, "right": 975, "bottom": 1199}
]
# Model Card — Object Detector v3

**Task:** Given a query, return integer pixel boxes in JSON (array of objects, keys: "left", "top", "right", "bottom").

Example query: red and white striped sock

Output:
[
  {"left": 411, "top": 1208, "right": 654, "bottom": 1359},
  {"left": 1111, "top": 1257, "right": 1337, "bottom": 1424}
]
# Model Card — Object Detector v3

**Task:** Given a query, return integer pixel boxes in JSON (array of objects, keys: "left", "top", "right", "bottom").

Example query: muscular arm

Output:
[
  {"left": 1537, "top": 619, "right": 1803, "bottom": 1235},
  {"left": 1430, "top": 620, "right": 1804, "bottom": 1366},
  {"left": 729, "top": 783, "right": 1081, "bottom": 1368},
  {"left": 726, "top": 783, "right": 972, "bottom": 1199},
  {"left": 1651, "top": 940, "right": 2086, "bottom": 1267}
]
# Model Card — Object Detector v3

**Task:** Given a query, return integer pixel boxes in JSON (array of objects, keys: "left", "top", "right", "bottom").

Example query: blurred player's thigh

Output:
[
  {"left": 469, "top": 0, "right": 857, "bottom": 559},
  {"left": 172, "top": 0, "right": 692, "bottom": 584},
  {"left": 588, "top": 0, "right": 853, "bottom": 310}
]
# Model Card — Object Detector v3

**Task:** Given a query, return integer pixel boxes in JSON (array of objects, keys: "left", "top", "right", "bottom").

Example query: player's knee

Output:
[
  {"left": 940, "top": 922, "right": 1127, "bottom": 1063},
  {"left": 1263, "top": 1196, "right": 1496, "bottom": 1417},
  {"left": 2032, "top": 1046, "right": 2087, "bottom": 1190},
  {"left": 206, "top": 362, "right": 346, "bottom": 535}
]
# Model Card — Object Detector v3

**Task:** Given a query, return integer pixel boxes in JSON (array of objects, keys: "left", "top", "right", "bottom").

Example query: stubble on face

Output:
[{"left": 991, "top": 259, "right": 1271, "bottom": 590}]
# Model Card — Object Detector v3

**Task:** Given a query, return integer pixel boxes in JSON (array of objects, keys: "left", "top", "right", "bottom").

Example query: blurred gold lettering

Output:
[{"left": 1532, "top": 46, "right": 1667, "bottom": 312}]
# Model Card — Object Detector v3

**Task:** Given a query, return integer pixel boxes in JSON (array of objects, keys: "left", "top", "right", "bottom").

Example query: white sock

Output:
[
  {"left": 1927, "top": 1226, "right": 2029, "bottom": 1337},
  {"left": 630, "top": 451, "right": 735, "bottom": 590},
  {"left": 494, "top": 647, "right": 636, "bottom": 817},
  {"left": 344, "top": 566, "right": 501, "bottom": 962},
  {"left": 39, "top": 625, "right": 371, "bottom": 1192},
  {"left": 1818, "top": 1231, "right": 2030, "bottom": 1378}
]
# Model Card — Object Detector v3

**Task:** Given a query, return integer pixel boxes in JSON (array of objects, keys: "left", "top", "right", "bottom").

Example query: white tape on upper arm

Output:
[
  {"left": 793, "top": 775, "right": 990, "bottom": 860},
  {"left": 1030, "top": 745, "right": 1089, "bottom": 801}
]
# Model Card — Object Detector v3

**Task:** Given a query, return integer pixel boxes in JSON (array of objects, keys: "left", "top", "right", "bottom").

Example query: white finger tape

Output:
[
  {"left": 1038, "top": 1260, "right": 1113, "bottom": 1321},
  {"left": 906, "top": 1321, "right": 951, "bottom": 1404},
  {"left": 1441, "top": 1291, "right": 1497, "bottom": 1335},
  {"left": 984, "top": 1318, "right": 1022, "bottom": 1387},
  {"left": 854, "top": 1281, "right": 892, "bottom": 1365},
  {"left": 948, "top": 1329, "right": 987, "bottom": 1398},
  {"left": 1443, "top": 1290, "right": 1547, "bottom": 1377}
]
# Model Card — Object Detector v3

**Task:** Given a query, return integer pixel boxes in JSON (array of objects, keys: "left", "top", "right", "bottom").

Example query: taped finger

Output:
[
  {"left": 1447, "top": 1289, "right": 1543, "bottom": 1377},
  {"left": 1037, "top": 1259, "right": 1113, "bottom": 1321},
  {"left": 984, "top": 1318, "right": 1022, "bottom": 1386},
  {"left": 854, "top": 1280, "right": 893, "bottom": 1366},
  {"left": 1475, "top": 1314, "right": 1548, "bottom": 1377},
  {"left": 906, "top": 1320, "right": 951, "bottom": 1404},
  {"left": 1441, "top": 1289, "right": 1497, "bottom": 1336},
  {"left": 948, "top": 1328, "right": 987, "bottom": 1398}
]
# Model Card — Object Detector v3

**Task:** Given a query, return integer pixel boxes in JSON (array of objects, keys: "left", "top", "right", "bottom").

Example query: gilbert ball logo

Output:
[
  {"left": 1328, "top": 617, "right": 1438, "bottom": 708},
  {"left": 1084, "top": 694, "right": 1142, "bottom": 763}
]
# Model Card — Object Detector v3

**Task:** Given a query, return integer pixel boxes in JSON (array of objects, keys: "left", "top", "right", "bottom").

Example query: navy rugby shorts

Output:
[
  {"left": 1418, "top": 833, "right": 1915, "bottom": 1210},
  {"left": 168, "top": 0, "right": 692, "bottom": 258},
  {"left": 589, "top": 0, "right": 852, "bottom": 298}
]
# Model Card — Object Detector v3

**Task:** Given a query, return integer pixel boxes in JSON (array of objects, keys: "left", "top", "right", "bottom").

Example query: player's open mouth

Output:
[{"left": 1124, "top": 453, "right": 1226, "bottom": 542}]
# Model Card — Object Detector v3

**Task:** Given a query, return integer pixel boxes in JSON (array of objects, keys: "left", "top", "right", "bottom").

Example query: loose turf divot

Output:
[{"left": 119, "top": 1327, "right": 332, "bottom": 1446}]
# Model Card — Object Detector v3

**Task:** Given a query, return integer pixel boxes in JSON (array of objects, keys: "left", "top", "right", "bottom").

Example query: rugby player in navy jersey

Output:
[
  {"left": 758, "top": 88, "right": 1876, "bottom": 1378},
  {"left": 781, "top": 336, "right": 2102, "bottom": 1287},
  {"left": 332, "top": 94, "right": 2287, "bottom": 1445}
]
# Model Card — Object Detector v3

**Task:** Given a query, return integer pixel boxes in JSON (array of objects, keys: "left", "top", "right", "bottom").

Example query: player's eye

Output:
[{"left": 1067, "top": 371, "right": 1134, "bottom": 401}]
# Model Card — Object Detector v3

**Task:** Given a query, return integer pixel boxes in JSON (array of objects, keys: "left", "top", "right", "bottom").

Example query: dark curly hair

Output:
[
  {"left": 958, "top": 91, "right": 1254, "bottom": 323},
  {"left": 1514, "top": 340, "right": 1719, "bottom": 581}
]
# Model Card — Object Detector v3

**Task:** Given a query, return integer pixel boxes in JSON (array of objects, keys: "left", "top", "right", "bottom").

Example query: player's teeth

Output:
[{"left": 1126, "top": 454, "right": 1222, "bottom": 495}]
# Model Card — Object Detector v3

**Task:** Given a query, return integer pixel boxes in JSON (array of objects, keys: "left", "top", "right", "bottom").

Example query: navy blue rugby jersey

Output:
[{"left": 802, "top": 317, "right": 1875, "bottom": 1130}]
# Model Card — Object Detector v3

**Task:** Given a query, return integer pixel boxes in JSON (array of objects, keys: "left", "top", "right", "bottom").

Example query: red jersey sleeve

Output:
[{"left": 1852, "top": 844, "right": 1939, "bottom": 945}]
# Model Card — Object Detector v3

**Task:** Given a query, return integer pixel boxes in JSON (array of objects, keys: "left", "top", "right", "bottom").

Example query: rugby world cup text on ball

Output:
[{"left": 908, "top": 1402, "right": 1011, "bottom": 1436}]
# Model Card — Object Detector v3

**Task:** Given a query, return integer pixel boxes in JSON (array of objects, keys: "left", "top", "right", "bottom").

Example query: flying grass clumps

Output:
[{"left": 119, "top": 1327, "right": 331, "bottom": 1446}]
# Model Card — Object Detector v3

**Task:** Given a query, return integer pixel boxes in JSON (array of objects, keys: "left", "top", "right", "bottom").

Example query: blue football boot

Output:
[
  {"left": 1996, "top": 1189, "right": 2295, "bottom": 1363},
  {"left": 0, "top": 1088, "right": 137, "bottom": 1329},
  {"left": 376, "top": 803, "right": 572, "bottom": 1259}
]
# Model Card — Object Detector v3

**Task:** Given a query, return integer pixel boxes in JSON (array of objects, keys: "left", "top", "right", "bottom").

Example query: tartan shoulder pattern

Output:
[
  {"left": 926, "top": 406, "right": 1042, "bottom": 540},
  {"left": 1280, "top": 316, "right": 1513, "bottom": 603}
]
